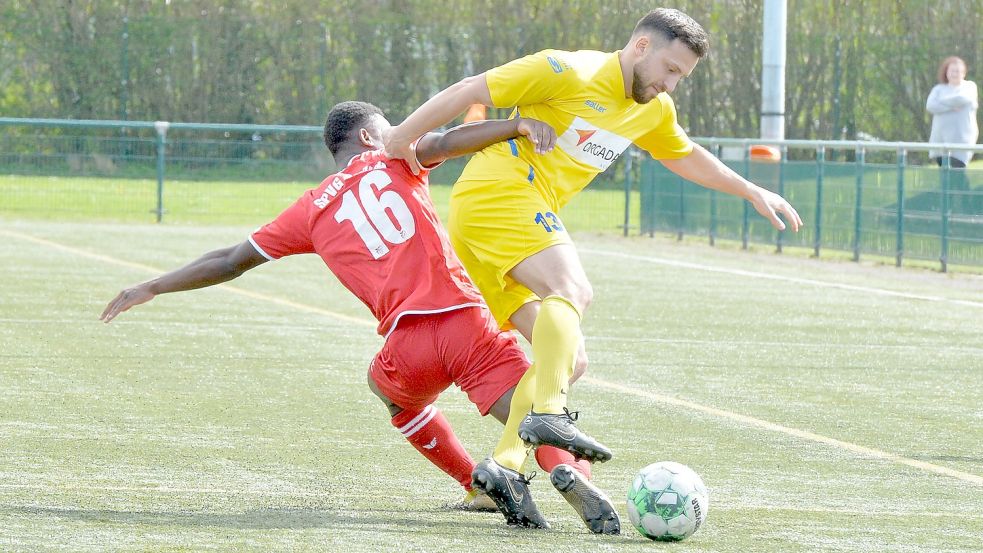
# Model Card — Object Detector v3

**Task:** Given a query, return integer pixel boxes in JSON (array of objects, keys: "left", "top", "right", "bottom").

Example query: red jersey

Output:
[{"left": 249, "top": 149, "right": 484, "bottom": 337}]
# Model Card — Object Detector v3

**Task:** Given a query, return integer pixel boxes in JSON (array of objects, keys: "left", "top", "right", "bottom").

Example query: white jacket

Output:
[{"left": 926, "top": 80, "right": 979, "bottom": 164}]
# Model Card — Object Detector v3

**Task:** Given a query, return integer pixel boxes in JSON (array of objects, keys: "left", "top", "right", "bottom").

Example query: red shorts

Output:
[{"left": 369, "top": 306, "right": 529, "bottom": 415}]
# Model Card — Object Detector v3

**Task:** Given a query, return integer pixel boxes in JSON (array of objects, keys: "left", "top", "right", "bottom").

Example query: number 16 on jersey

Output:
[{"left": 334, "top": 170, "right": 417, "bottom": 259}]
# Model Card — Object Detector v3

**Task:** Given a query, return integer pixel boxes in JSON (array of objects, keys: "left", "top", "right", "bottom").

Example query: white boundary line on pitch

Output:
[
  {"left": 0, "top": 228, "right": 375, "bottom": 329},
  {"left": 579, "top": 248, "right": 983, "bottom": 308},
  {"left": 586, "top": 335, "right": 983, "bottom": 353},
  {"left": 7, "top": 228, "right": 982, "bottom": 487},
  {"left": 583, "top": 376, "right": 983, "bottom": 486}
]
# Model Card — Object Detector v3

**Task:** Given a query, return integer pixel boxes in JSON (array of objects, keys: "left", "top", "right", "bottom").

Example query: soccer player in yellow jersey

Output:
[{"left": 386, "top": 8, "right": 803, "bottom": 532}]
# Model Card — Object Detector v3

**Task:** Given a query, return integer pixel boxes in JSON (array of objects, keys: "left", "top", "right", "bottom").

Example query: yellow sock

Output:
[
  {"left": 492, "top": 363, "right": 536, "bottom": 472},
  {"left": 531, "top": 295, "right": 581, "bottom": 414}
]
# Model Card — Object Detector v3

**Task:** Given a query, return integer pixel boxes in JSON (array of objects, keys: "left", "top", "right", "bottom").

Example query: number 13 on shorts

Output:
[{"left": 534, "top": 211, "right": 565, "bottom": 233}]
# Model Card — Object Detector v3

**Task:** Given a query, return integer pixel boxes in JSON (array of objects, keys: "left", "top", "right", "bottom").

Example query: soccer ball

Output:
[{"left": 626, "top": 461, "right": 709, "bottom": 541}]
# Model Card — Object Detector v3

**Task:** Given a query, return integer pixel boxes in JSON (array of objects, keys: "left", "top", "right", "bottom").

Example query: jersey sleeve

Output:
[
  {"left": 387, "top": 153, "right": 432, "bottom": 185},
  {"left": 249, "top": 193, "right": 316, "bottom": 260},
  {"left": 485, "top": 50, "right": 580, "bottom": 108},
  {"left": 634, "top": 95, "right": 694, "bottom": 160}
]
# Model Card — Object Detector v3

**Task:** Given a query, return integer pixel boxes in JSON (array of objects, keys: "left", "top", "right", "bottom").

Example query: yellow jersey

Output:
[{"left": 457, "top": 49, "right": 693, "bottom": 210}]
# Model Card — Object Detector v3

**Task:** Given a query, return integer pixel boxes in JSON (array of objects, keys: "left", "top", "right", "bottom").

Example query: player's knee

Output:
[
  {"left": 488, "top": 391, "right": 512, "bottom": 426},
  {"left": 578, "top": 281, "right": 594, "bottom": 312},
  {"left": 367, "top": 372, "right": 402, "bottom": 417},
  {"left": 552, "top": 279, "right": 593, "bottom": 315}
]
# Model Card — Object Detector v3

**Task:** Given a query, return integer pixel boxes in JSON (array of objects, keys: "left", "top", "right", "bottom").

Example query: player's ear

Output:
[{"left": 358, "top": 127, "right": 373, "bottom": 147}]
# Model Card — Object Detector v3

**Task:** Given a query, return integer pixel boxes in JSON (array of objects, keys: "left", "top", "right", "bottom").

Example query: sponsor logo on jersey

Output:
[
  {"left": 584, "top": 99, "right": 607, "bottom": 113},
  {"left": 313, "top": 176, "right": 346, "bottom": 209},
  {"left": 556, "top": 117, "right": 632, "bottom": 171},
  {"left": 575, "top": 129, "right": 596, "bottom": 146},
  {"left": 547, "top": 56, "right": 564, "bottom": 73}
]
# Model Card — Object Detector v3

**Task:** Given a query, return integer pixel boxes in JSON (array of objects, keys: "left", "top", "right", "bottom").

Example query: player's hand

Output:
[
  {"left": 100, "top": 284, "right": 155, "bottom": 323},
  {"left": 749, "top": 187, "right": 803, "bottom": 232},
  {"left": 384, "top": 125, "right": 422, "bottom": 175},
  {"left": 516, "top": 118, "right": 556, "bottom": 155}
]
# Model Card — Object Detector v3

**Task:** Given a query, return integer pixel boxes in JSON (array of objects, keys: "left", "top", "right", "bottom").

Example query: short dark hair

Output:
[
  {"left": 633, "top": 8, "right": 710, "bottom": 58},
  {"left": 323, "top": 101, "right": 384, "bottom": 155}
]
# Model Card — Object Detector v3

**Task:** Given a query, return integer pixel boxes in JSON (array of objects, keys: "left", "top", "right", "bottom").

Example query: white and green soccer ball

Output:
[{"left": 627, "top": 461, "right": 709, "bottom": 541}]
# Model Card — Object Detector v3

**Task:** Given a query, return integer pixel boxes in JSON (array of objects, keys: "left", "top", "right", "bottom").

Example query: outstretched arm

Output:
[
  {"left": 100, "top": 240, "right": 268, "bottom": 323},
  {"left": 414, "top": 117, "right": 556, "bottom": 168},
  {"left": 384, "top": 74, "right": 500, "bottom": 173},
  {"left": 660, "top": 144, "right": 803, "bottom": 232}
]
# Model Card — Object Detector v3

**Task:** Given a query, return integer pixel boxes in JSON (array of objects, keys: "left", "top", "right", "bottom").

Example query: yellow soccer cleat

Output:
[{"left": 447, "top": 487, "right": 499, "bottom": 512}]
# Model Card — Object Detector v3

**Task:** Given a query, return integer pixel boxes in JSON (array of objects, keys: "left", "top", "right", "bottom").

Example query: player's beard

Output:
[{"left": 631, "top": 65, "right": 656, "bottom": 104}]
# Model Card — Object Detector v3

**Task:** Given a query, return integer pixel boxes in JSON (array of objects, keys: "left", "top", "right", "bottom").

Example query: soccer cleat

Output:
[
  {"left": 550, "top": 464, "right": 621, "bottom": 535},
  {"left": 446, "top": 487, "right": 499, "bottom": 512},
  {"left": 471, "top": 458, "right": 550, "bottom": 529},
  {"left": 517, "top": 408, "right": 613, "bottom": 463}
]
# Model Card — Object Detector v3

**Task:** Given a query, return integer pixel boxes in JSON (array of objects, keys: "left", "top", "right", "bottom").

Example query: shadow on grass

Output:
[{"left": 9, "top": 505, "right": 509, "bottom": 533}]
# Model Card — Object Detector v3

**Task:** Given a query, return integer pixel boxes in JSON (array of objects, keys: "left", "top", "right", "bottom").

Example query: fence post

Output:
[
  {"left": 154, "top": 121, "right": 169, "bottom": 223},
  {"left": 710, "top": 143, "right": 720, "bottom": 246},
  {"left": 940, "top": 153, "right": 950, "bottom": 273},
  {"left": 776, "top": 145, "right": 787, "bottom": 253},
  {"left": 677, "top": 173, "right": 685, "bottom": 241},
  {"left": 814, "top": 146, "right": 825, "bottom": 257},
  {"left": 895, "top": 148, "right": 907, "bottom": 267},
  {"left": 852, "top": 146, "right": 865, "bottom": 262},
  {"left": 742, "top": 145, "right": 750, "bottom": 250},
  {"left": 623, "top": 148, "right": 633, "bottom": 237},
  {"left": 119, "top": 16, "right": 130, "bottom": 122}
]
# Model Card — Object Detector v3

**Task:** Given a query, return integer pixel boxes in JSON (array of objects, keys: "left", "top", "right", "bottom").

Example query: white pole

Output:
[{"left": 761, "top": 0, "right": 787, "bottom": 140}]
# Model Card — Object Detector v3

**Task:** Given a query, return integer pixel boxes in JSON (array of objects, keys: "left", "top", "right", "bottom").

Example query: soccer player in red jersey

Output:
[{"left": 101, "top": 101, "right": 619, "bottom": 532}]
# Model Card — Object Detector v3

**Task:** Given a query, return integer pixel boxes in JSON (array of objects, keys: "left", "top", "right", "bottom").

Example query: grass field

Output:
[
  {"left": 0, "top": 174, "right": 631, "bottom": 233},
  {"left": 4, "top": 170, "right": 981, "bottom": 271},
  {"left": 1, "top": 219, "right": 982, "bottom": 552}
]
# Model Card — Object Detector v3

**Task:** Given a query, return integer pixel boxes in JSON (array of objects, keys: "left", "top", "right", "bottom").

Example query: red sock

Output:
[
  {"left": 391, "top": 405, "right": 475, "bottom": 490},
  {"left": 535, "top": 446, "right": 592, "bottom": 480}
]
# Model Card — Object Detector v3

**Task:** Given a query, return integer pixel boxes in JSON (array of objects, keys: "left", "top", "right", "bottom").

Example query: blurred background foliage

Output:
[{"left": 2, "top": 0, "right": 981, "bottom": 141}]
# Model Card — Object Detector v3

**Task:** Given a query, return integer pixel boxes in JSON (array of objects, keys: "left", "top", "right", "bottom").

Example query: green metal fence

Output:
[
  {"left": 0, "top": 117, "right": 626, "bottom": 228},
  {"left": 0, "top": 117, "right": 327, "bottom": 223},
  {"left": 640, "top": 139, "right": 983, "bottom": 272},
  {"left": 1, "top": 118, "right": 981, "bottom": 271}
]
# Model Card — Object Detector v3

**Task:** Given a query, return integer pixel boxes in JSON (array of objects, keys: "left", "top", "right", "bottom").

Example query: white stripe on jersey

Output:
[
  {"left": 247, "top": 235, "right": 276, "bottom": 261},
  {"left": 383, "top": 303, "right": 486, "bottom": 340}
]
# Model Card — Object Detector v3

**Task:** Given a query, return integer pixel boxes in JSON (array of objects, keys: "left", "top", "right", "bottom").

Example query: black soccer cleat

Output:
[
  {"left": 471, "top": 458, "right": 550, "bottom": 529},
  {"left": 517, "top": 408, "right": 613, "bottom": 463},
  {"left": 550, "top": 464, "right": 621, "bottom": 535}
]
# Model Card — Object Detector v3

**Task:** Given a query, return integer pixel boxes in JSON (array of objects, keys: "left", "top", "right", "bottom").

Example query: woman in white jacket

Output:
[{"left": 926, "top": 56, "right": 978, "bottom": 169}]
